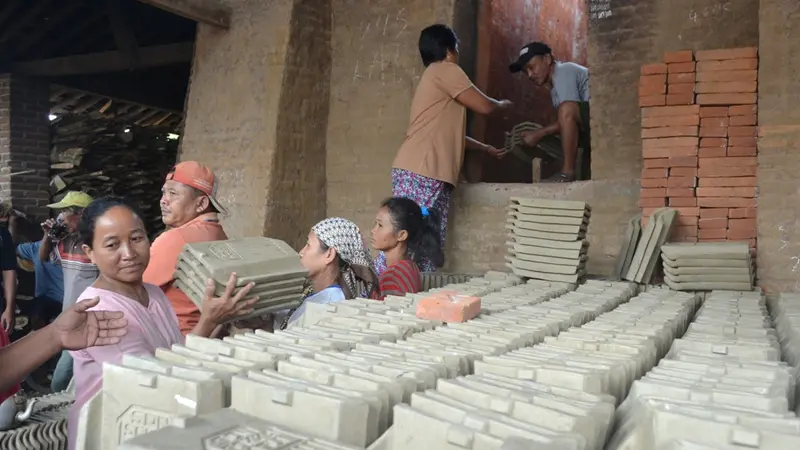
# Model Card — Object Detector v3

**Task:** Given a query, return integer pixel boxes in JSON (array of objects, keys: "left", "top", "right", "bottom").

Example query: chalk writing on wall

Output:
[
  {"left": 351, "top": 8, "right": 416, "bottom": 87},
  {"left": 589, "top": 0, "right": 612, "bottom": 20},
  {"left": 688, "top": 2, "right": 731, "bottom": 22}
]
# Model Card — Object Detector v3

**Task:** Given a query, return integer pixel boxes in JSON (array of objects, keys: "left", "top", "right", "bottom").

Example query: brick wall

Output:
[
  {"left": 756, "top": 0, "right": 800, "bottom": 292},
  {"left": 471, "top": 0, "right": 588, "bottom": 183},
  {"left": 0, "top": 74, "right": 51, "bottom": 220},
  {"left": 589, "top": 0, "right": 759, "bottom": 181}
]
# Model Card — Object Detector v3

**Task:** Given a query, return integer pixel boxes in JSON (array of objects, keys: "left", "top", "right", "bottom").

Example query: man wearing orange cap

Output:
[{"left": 143, "top": 161, "right": 228, "bottom": 335}]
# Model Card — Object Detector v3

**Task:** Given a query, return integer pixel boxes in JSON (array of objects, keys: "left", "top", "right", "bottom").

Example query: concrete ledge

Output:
[{"left": 445, "top": 180, "right": 641, "bottom": 276}]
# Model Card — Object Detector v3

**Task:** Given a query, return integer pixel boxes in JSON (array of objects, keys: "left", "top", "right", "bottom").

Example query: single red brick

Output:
[
  {"left": 642, "top": 177, "right": 668, "bottom": 188},
  {"left": 727, "top": 228, "right": 757, "bottom": 239},
  {"left": 641, "top": 63, "right": 669, "bottom": 75},
  {"left": 728, "top": 218, "right": 757, "bottom": 230},
  {"left": 668, "top": 83, "right": 695, "bottom": 95},
  {"left": 676, "top": 215, "right": 699, "bottom": 226},
  {"left": 641, "top": 188, "right": 667, "bottom": 198},
  {"left": 699, "top": 137, "right": 727, "bottom": 148},
  {"left": 668, "top": 72, "right": 696, "bottom": 84},
  {"left": 699, "top": 217, "right": 728, "bottom": 229},
  {"left": 669, "top": 197, "right": 698, "bottom": 207},
  {"left": 666, "top": 93, "right": 695, "bottom": 105},
  {"left": 638, "top": 197, "right": 667, "bottom": 207},
  {"left": 667, "top": 176, "right": 697, "bottom": 187},
  {"left": 696, "top": 187, "right": 756, "bottom": 197},
  {"left": 697, "top": 197, "right": 757, "bottom": 208},
  {"left": 696, "top": 59, "right": 758, "bottom": 72},
  {"left": 641, "top": 115, "right": 700, "bottom": 128},
  {"left": 640, "top": 95, "right": 667, "bottom": 107},
  {"left": 697, "top": 93, "right": 757, "bottom": 105},
  {"left": 700, "top": 117, "right": 729, "bottom": 127},
  {"left": 694, "top": 47, "right": 757, "bottom": 61},
  {"left": 729, "top": 207, "right": 757, "bottom": 219},
  {"left": 668, "top": 156, "right": 699, "bottom": 168},
  {"left": 728, "top": 136, "right": 757, "bottom": 147},
  {"left": 699, "top": 147, "right": 726, "bottom": 158},
  {"left": 640, "top": 74, "right": 667, "bottom": 86},
  {"left": 729, "top": 105, "right": 757, "bottom": 116},
  {"left": 642, "top": 146, "right": 699, "bottom": 159},
  {"left": 729, "top": 114, "right": 757, "bottom": 126},
  {"left": 698, "top": 156, "right": 757, "bottom": 168},
  {"left": 640, "top": 83, "right": 667, "bottom": 96},
  {"left": 700, "top": 208, "right": 728, "bottom": 219},
  {"left": 664, "top": 51, "right": 694, "bottom": 63},
  {"left": 667, "top": 187, "right": 695, "bottom": 198},
  {"left": 669, "top": 167, "right": 698, "bottom": 177},
  {"left": 644, "top": 158, "right": 670, "bottom": 168},
  {"left": 699, "top": 126, "right": 728, "bottom": 137},
  {"left": 695, "top": 81, "right": 758, "bottom": 94},
  {"left": 674, "top": 225, "right": 699, "bottom": 237},
  {"left": 698, "top": 228, "right": 728, "bottom": 239},
  {"left": 641, "top": 126, "right": 698, "bottom": 139},
  {"left": 698, "top": 165, "right": 757, "bottom": 177},
  {"left": 695, "top": 70, "right": 758, "bottom": 83},
  {"left": 727, "top": 147, "right": 757, "bottom": 157},
  {"left": 642, "top": 168, "right": 669, "bottom": 178},
  {"left": 668, "top": 61, "right": 696, "bottom": 73},
  {"left": 728, "top": 126, "right": 757, "bottom": 137},
  {"left": 641, "top": 105, "right": 701, "bottom": 118},
  {"left": 698, "top": 177, "right": 757, "bottom": 187},
  {"left": 642, "top": 137, "right": 700, "bottom": 149},
  {"left": 673, "top": 207, "right": 700, "bottom": 217},
  {"left": 699, "top": 106, "right": 729, "bottom": 118}
]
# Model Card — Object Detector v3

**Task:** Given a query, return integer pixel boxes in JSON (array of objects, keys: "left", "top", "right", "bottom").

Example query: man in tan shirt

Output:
[{"left": 376, "top": 23, "right": 513, "bottom": 275}]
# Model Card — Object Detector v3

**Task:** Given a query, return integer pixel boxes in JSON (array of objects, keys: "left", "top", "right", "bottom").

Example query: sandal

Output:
[{"left": 543, "top": 172, "right": 575, "bottom": 183}]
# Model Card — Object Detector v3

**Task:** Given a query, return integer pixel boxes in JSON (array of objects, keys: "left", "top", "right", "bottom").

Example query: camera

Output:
[{"left": 48, "top": 221, "right": 69, "bottom": 241}]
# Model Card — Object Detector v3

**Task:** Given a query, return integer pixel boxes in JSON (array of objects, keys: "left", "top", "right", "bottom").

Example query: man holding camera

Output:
[{"left": 38, "top": 191, "right": 97, "bottom": 392}]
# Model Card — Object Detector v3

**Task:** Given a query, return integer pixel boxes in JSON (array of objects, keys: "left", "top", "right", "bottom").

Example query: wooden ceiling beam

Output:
[
  {"left": 13, "top": 42, "right": 194, "bottom": 76},
  {"left": 135, "top": 0, "right": 230, "bottom": 29},
  {"left": 105, "top": 0, "right": 141, "bottom": 70}
]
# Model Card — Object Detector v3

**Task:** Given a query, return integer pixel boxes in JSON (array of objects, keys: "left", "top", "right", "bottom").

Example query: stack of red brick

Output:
[{"left": 638, "top": 47, "right": 758, "bottom": 252}]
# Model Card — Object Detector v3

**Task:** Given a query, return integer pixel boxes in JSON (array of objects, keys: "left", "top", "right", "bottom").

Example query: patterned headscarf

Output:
[{"left": 312, "top": 217, "right": 379, "bottom": 299}]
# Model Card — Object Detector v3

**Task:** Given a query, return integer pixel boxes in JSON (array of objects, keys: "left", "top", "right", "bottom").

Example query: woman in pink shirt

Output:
[{"left": 66, "top": 197, "right": 256, "bottom": 450}]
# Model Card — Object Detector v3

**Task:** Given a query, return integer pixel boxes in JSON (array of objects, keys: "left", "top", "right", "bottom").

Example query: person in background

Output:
[
  {"left": 143, "top": 161, "right": 228, "bottom": 335},
  {"left": 509, "top": 41, "right": 590, "bottom": 183},
  {"left": 275, "top": 217, "right": 380, "bottom": 330},
  {"left": 67, "top": 196, "right": 255, "bottom": 450},
  {"left": 17, "top": 239, "right": 64, "bottom": 329},
  {"left": 0, "top": 221, "right": 17, "bottom": 333},
  {"left": 39, "top": 191, "right": 96, "bottom": 392},
  {"left": 0, "top": 297, "right": 127, "bottom": 394},
  {"left": 371, "top": 197, "right": 444, "bottom": 298},
  {"left": 381, "top": 23, "right": 514, "bottom": 275}
]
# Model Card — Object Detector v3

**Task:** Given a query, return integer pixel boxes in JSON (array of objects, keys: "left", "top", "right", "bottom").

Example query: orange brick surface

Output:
[
  {"left": 729, "top": 207, "right": 757, "bottom": 219},
  {"left": 695, "top": 81, "right": 757, "bottom": 94},
  {"left": 666, "top": 93, "right": 695, "bottom": 105},
  {"left": 700, "top": 137, "right": 727, "bottom": 147},
  {"left": 696, "top": 187, "right": 756, "bottom": 197},
  {"left": 668, "top": 61, "right": 696, "bottom": 73},
  {"left": 642, "top": 168, "right": 669, "bottom": 178},
  {"left": 696, "top": 59, "right": 758, "bottom": 72},
  {"left": 670, "top": 167, "right": 698, "bottom": 177},
  {"left": 729, "top": 115, "right": 757, "bottom": 126},
  {"left": 727, "top": 147, "right": 757, "bottom": 157},
  {"left": 699, "top": 228, "right": 727, "bottom": 239},
  {"left": 664, "top": 51, "right": 694, "bottom": 63},
  {"left": 700, "top": 208, "right": 728, "bottom": 219},
  {"left": 695, "top": 70, "right": 757, "bottom": 83},
  {"left": 699, "top": 147, "right": 726, "bottom": 158},
  {"left": 641, "top": 63, "right": 668, "bottom": 75},
  {"left": 697, "top": 93, "right": 757, "bottom": 105},
  {"left": 669, "top": 197, "right": 697, "bottom": 207},
  {"left": 641, "top": 126, "right": 698, "bottom": 138},
  {"left": 698, "top": 177, "right": 757, "bottom": 187},
  {"left": 694, "top": 47, "right": 757, "bottom": 61},
  {"left": 699, "top": 106, "right": 729, "bottom": 117},
  {"left": 699, "top": 217, "right": 728, "bottom": 229},
  {"left": 640, "top": 95, "right": 667, "bottom": 107},
  {"left": 642, "top": 115, "right": 700, "bottom": 128},
  {"left": 729, "top": 105, "right": 757, "bottom": 116}
]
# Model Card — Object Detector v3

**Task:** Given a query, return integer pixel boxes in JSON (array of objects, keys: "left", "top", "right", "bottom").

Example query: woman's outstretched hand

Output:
[
  {"left": 195, "top": 273, "right": 257, "bottom": 337},
  {"left": 50, "top": 297, "right": 128, "bottom": 350}
]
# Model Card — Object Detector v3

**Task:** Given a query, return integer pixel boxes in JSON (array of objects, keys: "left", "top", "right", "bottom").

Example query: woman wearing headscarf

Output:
[{"left": 276, "top": 217, "right": 380, "bottom": 330}]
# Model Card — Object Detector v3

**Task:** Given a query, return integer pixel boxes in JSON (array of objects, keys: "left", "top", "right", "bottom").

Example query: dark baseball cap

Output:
[{"left": 509, "top": 42, "right": 553, "bottom": 73}]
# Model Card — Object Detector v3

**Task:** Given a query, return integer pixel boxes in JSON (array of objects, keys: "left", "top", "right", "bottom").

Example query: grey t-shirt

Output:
[
  {"left": 51, "top": 234, "right": 100, "bottom": 310},
  {"left": 550, "top": 61, "right": 590, "bottom": 108}
]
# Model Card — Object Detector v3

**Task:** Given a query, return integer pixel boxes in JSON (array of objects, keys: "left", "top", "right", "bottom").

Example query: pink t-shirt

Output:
[{"left": 67, "top": 284, "right": 184, "bottom": 450}]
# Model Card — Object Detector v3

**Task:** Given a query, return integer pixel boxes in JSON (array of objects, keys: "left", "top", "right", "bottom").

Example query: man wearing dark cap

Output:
[{"left": 509, "top": 42, "right": 590, "bottom": 182}]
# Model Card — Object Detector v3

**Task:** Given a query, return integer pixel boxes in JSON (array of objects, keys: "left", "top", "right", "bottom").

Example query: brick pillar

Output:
[
  {"left": 755, "top": 0, "right": 800, "bottom": 292},
  {"left": 179, "top": 0, "right": 331, "bottom": 249},
  {"left": 0, "top": 74, "right": 51, "bottom": 220}
]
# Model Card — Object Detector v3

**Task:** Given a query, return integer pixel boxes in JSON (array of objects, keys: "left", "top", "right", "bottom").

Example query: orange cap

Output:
[{"left": 166, "top": 161, "right": 227, "bottom": 215}]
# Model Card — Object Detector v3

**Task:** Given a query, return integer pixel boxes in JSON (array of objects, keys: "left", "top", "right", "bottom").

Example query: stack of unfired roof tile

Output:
[
  {"left": 505, "top": 197, "right": 590, "bottom": 285},
  {"left": 660, "top": 242, "right": 754, "bottom": 291},
  {"left": 173, "top": 237, "right": 308, "bottom": 323}
]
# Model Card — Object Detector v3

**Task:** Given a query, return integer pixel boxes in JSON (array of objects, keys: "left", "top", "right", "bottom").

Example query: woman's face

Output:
[
  {"left": 299, "top": 231, "right": 335, "bottom": 277},
  {"left": 371, "top": 207, "right": 405, "bottom": 252},
  {"left": 83, "top": 206, "right": 150, "bottom": 283}
]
